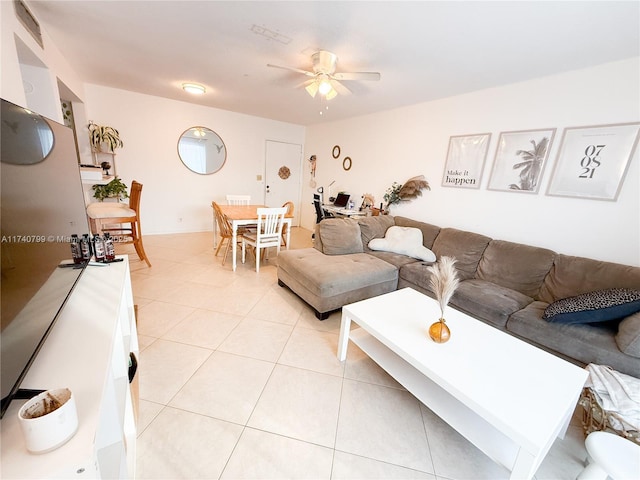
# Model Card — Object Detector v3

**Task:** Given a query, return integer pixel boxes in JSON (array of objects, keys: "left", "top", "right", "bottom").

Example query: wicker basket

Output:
[{"left": 579, "top": 387, "right": 640, "bottom": 445}]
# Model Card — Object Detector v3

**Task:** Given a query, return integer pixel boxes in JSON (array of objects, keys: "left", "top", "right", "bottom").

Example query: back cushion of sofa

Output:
[
  {"left": 539, "top": 254, "right": 640, "bottom": 304},
  {"left": 431, "top": 228, "right": 491, "bottom": 281},
  {"left": 358, "top": 215, "right": 396, "bottom": 252},
  {"left": 477, "top": 240, "right": 556, "bottom": 298},
  {"left": 394, "top": 216, "right": 441, "bottom": 248},
  {"left": 318, "top": 218, "right": 364, "bottom": 255},
  {"left": 313, "top": 223, "right": 323, "bottom": 252}
]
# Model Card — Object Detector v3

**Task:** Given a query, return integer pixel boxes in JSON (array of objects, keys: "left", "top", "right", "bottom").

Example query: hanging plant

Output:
[{"left": 88, "top": 121, "right": 124, "bottom": 153}]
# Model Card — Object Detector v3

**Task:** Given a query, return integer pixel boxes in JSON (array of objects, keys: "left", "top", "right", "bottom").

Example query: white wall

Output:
[
  {"left": 84, "top": 85, "right": 305, "bottom": 234},
  {"left": 303, "top": 58, "right": 640, "bottom": 266},
  {"left": 1, "top": 1, "right": 85, "bottom": 120}
]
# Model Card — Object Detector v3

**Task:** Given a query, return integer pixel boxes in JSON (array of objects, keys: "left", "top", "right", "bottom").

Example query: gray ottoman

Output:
[{"left": 277, "top": 248, "right": 398, "bottom": 319}]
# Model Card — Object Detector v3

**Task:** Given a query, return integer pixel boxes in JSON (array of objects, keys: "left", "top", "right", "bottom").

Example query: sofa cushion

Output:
[
  {"left": 277, "top": 248, "right": 398, "bottom": 313},
  {"left": 616, "top": 312, "right": 640, "bottom": 358},
  {"left": 398, "top": 261, "right": 437, "bottom": 295},
  {"left": 358, "top": 215, "right": 395, "bottom": 251},
  {"left": 394, "top": 216, "right": 441, "bottom": 249},
  {"left": 539, "top": 254, "right": 640, "bottom": 304},
  {"left": 508, "top": 302, "right": 639, "bottom": 377},
  {"left": 451, "top": 279, "right": 533, "bottom": 328},
  {"left": 318, "top": 218, "right": 363, "bottom": 255},
  {"left": 477, "top": 240, "right": 555, "bottom": 298},
  {"left": 431, "top": 228, "right": 491, "bottom": 281},
  {"left": 368, "top": 250, "right": 421, "bottom": 269},
  {"left": 368, "top": 226, "right": 436, "bottom": 262},
  {"left": 543, "top": 288, "right": 640, "bottom": 324}
]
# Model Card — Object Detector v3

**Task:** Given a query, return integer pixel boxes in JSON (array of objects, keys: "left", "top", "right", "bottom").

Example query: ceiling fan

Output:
[{"left": 267, "top": 50, "right": 381, "bottom": 100}]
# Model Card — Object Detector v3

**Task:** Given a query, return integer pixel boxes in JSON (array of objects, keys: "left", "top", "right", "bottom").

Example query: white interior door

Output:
[{"left": 264, "top": 140, "right": 302, "bottom": 225}]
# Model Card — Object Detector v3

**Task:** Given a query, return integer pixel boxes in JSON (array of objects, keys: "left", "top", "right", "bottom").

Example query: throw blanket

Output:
[{"left": 585, "top": 363, "right": 640, "bottom": 431}]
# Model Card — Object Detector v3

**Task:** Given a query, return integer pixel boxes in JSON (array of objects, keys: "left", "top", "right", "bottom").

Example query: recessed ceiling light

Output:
[{"left": 182, "top": 83, "right": 206, "bottom": 95}]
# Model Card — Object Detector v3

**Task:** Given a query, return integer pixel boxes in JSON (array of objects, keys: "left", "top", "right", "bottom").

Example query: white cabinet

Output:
[{"left": 1, "top": 257, "right": 138, "bottom": 479}]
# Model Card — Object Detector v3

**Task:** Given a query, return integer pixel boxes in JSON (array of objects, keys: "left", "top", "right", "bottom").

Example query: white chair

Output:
[
  {"left": 226, "top": 194, "right": 251, "bottom": 205},
  {"left": 241, "top": 207, "right": 287, "bottom": 272}
]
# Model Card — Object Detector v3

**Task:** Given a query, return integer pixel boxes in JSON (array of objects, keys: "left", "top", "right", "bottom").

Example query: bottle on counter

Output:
[
  {"left": 104, "top": 233, "right": 116, "bottom": 262},
  {"left": 80, "top": 233, "right": 92, "bottom": 262},
  {"left": 93, "top": 234, "right": 106, "bottom": 262},
  {"left": 70, "top": 234, "right": 83, "bottom": 264}
]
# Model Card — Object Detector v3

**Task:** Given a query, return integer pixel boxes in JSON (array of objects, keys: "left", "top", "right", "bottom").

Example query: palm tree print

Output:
[{"left": 509, "top": 137, "right": 549, "bottom": 190}]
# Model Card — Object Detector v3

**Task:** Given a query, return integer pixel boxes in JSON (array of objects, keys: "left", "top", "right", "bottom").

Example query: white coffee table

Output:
[{"left": 338, "top": 288, "right": 588, "bottom": 480}]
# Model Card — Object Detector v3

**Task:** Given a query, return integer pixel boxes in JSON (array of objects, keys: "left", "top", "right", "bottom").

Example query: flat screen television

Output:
[{"left": 1, "top": 98, "right": 90, "bottom": 417}]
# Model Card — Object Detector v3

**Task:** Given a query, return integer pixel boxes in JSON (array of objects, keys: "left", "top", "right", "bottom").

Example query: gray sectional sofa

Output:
[{"left": 277, "top": 215, "right": 640, "bottom": 376}]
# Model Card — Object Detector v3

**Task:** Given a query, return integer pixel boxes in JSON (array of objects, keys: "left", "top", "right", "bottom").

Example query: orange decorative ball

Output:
[{"left": 429, "top": 320, "right": 451, "bottom": 343}]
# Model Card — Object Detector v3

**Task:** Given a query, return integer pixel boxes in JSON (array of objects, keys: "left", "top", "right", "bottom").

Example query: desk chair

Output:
[
  {"left": 86, "top": 180, "right": 151, "bottom": 267},
  {"left": 281, "top": 201, "right": 294, "bottom": 246},
  {"left": 226, "top": 194, "right": 251, "bottom": 205},
  {"left": 313, "top": 194, "right": 333, "bottom": 224},
  {"left": 241, "top": 207, "right": 286, "bottom": 272}
]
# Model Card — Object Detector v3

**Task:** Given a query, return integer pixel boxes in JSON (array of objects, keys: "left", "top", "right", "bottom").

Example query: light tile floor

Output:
[{"left": 119, "top": 229, "right": 589, "bottom": 479}]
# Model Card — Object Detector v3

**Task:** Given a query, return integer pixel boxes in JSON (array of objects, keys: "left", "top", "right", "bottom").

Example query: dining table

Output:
[{"left": 212, "top": 203, "right": 293, "bottom": 271}]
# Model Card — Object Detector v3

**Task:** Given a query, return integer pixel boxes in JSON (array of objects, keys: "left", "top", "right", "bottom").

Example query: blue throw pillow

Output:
[{"left": 543, "top": 288, "right": 640, "bottom": 325}]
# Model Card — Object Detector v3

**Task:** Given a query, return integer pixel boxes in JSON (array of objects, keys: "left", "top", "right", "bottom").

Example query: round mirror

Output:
[
  {"left": 177, "top": 126, "right": 226, "bottom": 174},
  {"left": 1, "top": 99, "right": 54, "bottom": 165}
]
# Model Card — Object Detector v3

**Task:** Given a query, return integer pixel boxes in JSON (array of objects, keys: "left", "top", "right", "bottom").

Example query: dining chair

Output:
[
  {"left": 86, "top": 180, "right": 151, "bottom": 267},
  {"left": 241, "top": 207, "right": 287, "bottom": 272},
  {"left": 280, "top": 201, "right": 294, "bottom": 246},
  {"left": 226, "top": 194, "right": 251, "bottom": 205},
  {"left": 212, "top": 201, "right": 242, "bottom": 266}
]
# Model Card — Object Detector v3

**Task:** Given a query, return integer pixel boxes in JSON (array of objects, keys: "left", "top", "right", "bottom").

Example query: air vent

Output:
[
  {"left": 14, "top": 0, "right": 43, "bottom": 49},
  {"left": 250, "top": 24, "right": 291, "bottom": 45}
]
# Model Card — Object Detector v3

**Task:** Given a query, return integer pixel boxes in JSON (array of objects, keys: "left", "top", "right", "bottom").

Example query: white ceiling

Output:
[{"left": 27, "top": 1, "right": 640, "bottom": 126}]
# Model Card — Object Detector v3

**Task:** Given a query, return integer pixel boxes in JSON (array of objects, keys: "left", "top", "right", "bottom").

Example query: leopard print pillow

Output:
[{"left": 543, "top": 288, "right": 640, "bottom": 324}]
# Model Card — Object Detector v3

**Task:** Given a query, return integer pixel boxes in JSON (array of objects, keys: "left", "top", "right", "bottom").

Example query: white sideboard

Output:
[{"left": 1, "top": 256, "right": 138, "bottom": 479}]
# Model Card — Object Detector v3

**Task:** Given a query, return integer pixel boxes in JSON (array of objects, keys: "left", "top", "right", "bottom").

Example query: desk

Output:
[
  {"left": 323, "top": 204, "right": 368, "bottom": 218},
  {"left": 213, "top": 204, "right": 292, "bottom": 271}
]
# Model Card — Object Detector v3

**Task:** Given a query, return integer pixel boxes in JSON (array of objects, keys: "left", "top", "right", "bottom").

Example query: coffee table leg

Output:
[
  {"left": 337, "top": 312, "right": 351, "bottom": 361},
  {"left": 510, "top": 448, "right": 537, "bottom": 480}
]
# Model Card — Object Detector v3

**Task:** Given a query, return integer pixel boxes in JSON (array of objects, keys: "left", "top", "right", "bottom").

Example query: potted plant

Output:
[
  {"left": 88, "top": 121, "right": 124, "bottom": 153},
  {"left": 92, "top": 176, "right": 129, "bottom": 202}
]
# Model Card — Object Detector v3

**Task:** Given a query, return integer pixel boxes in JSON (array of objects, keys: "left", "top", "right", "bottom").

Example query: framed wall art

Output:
[
  {"left": 441, "top": 133, "right": 491, "bottom": 189},
  {"left": 546, "top": 123, "right": 640, "bottom": 201},
  {"left": 487, "top": 128, "right": 556, "bottom": 194}
]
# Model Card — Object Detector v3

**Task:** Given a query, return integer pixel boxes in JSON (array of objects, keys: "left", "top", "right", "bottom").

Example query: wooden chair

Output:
[
  {"left": 212, "top": 201, "right": 241, "bottom": 266},
  {"left": 241, "top": 207, "right": 286, "bottom": 272},
  {"left": 281, "top": 201, "right": 294, "bottom": 246},
  {"left": 226, "top": 194, "right": 251, "bottom": 205},
  {"left": 86, "top": 180, "right": 151, "bottom": 267}
]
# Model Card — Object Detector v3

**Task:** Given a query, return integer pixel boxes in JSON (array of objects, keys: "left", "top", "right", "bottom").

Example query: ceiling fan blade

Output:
[
  {"left": 267, "top": 64, "right": 315, "bottom": 77},
  {"left": 332, "top": 71, "right": 381, "bottom": 81},
  {"left": 331, "top": 79, "right": 351, "bottom": 96},
  {"left": 295, "top": 78, "right": 317, "bottom": 89}
]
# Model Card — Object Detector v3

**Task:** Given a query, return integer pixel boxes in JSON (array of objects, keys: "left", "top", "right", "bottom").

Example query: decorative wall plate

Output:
[
  {"left": 278, "top": 166, "right": 291, "bottom": 179},
  {"left": 343, "top": 156, "right": 352, "bottom": 171},
  {"left": 332, "top": 145, "right": 341, "bottom": 159}
]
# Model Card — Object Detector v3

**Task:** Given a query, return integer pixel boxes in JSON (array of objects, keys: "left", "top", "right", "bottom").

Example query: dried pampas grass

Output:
[
  {"left": 427, "top": 256, "right": 460, "bottom": 317},
  {"left": 398, "top": 175, "right": 431, "bottom": 200}
]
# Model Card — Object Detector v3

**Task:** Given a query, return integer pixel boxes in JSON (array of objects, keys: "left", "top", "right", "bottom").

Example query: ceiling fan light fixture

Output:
[
  {"left": 305, "top": 82, "right": 319, "bottom": 98},
  {"left": 325, "top": 87, "right": 338, "bottom": 100},
  {"left": 182, "top": 83, "right": 206, "bottom": 95},
  {"left": 318, "top": 79, "right": 332, "bottom": 96}
]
